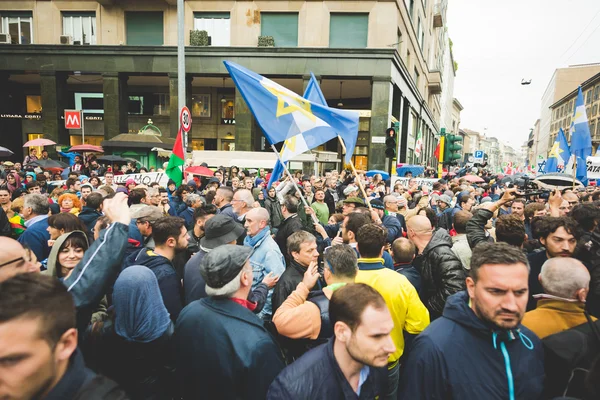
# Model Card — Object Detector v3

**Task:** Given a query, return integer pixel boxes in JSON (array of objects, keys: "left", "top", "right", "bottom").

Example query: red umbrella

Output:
[
  {"left": 23, "top": 138, "right": 56, "bottom": 147},
  {"left": 463, "top": 174, "right": 484, "bottom": 183},
  {"left": 185, "top": 166, "right": 214, "bottom": 177},
  {"left": 68, "top": 144, "right": 104, "bottom": 153}
]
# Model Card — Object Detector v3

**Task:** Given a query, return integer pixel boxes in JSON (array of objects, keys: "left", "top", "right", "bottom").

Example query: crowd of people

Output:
[{"left": 1, "top": 152, "right": 600, "bottom": 400}]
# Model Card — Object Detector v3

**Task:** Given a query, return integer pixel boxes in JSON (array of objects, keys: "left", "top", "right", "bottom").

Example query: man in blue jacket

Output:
[
  {"left": 18, "top": 193, "right": 51, "bottom": 261},
  {"left": 268, "top": 283, "right": 393, "bottom": 399},
  {"left": 176, "top": 245, "right": 285, "bottom": 399},
  {"left": 398, "top": 242, "right": 545, "bottom": 400}
]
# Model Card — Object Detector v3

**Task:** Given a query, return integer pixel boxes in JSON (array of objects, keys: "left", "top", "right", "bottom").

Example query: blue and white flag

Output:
[
  {"left": 568, "top": 86, "right": 593, "bottom": 183},
  {"left": 545, "top": 128, "right": 571, "bottom": 173},
  {"left": 224, "top": 61, "right": 359, "bottom": 163}
]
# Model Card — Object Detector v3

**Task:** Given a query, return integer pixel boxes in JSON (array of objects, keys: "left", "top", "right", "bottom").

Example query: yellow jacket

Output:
[
  {"left": 522, "top": 298, "right": 595, "bottom": 339},
  {"left": 355, "top": 258, "right": 430, "bottom": 364}
]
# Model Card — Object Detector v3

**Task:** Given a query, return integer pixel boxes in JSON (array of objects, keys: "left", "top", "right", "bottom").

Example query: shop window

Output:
[
  {"left": 351, "top": 155, "right": 368, "bottom": 171},
  {"left": 194, "top": 12, "right": 230, "bottom": 46},
  {"left": 191, "top": 139, "right": 205, "bottom": 151},
  {"left": 62, "top": 12, "right": 96, "bottom": 45},
  {"left": 27, "top": 133, "right": 43, "bottom": 155},
  {"left": 128, "top": 96, "right": 144, "bottom": 115},
  {"left": 329, "top": 13, "right": 368, "bottom": 48},
  {"left": 221, "top": 140, "right": 235, "bottom": 151},
  {"left": 1, "top": 12, "right": 33, "bottom": 44},
  {"left": 26, "top": 95, "right": 42, "bottom": 114},
  {"left": 191, "top": 94, "right": 211, "bottom": 118},
  {"left": 126, "top": 12, "right": 163, "bottom": 46},
  {"left": 221, "top": 98, "right": 234, "bottom": 120},
  {"left": 261, "top": 13, "right": 298, "bottom": 47},
  {"left": 153, "top": 94, "right": 169, "bottom": 116},
  {"left": 70, "top": 136, "right": 103, "bottom": 146}
]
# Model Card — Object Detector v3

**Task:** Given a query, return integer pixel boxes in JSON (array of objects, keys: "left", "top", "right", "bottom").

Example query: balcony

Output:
[
  {"left": 428, "top": 70, "right": 442, "bottom": 95},
  {"left": 433, "top": 3, "right": 445, "bottom": 28}
]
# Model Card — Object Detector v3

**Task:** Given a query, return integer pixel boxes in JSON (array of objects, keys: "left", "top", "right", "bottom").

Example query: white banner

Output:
[
  {"left": 391, "top": 177, "right": 439, "bottom": 188},
  {"left": 586, "top": 157, "right": 600, "bottom": 179},
  {"left": 49, "top": 172, "right": 171, "bottom": 188}
]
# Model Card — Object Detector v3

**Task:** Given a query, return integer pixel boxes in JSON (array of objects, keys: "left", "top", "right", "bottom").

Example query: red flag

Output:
[{"left": 433, "top": 142, "right": 441, "bottom": 160}]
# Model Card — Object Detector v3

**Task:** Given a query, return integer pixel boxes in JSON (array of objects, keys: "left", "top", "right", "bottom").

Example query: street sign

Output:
[
  {"left": 474, "top": 150, "right": 484, "bottom": 163},
  {"left": 64, "top": 110, "right": 82, "bottom": 129},
  {"left": 180, "top": 106, "right": 192, "bottom": 133}
]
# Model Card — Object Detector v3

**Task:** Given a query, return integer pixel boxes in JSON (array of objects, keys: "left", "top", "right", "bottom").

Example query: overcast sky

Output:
[{"left": 447, "top": 0, "right": 600, "bottom": 150}]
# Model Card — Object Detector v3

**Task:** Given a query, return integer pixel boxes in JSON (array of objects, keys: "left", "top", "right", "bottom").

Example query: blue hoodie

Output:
[{"left": 398, "top": 291, "right": 544, "bottom": 400}]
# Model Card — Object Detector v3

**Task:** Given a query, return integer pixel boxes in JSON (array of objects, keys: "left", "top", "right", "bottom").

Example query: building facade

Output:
[
  {"left": 549, "top": 71, "right": 600, "bottom": 154},
  {"left": 0, "top": 0, "right": 454, "bottom": 171},
  {"left": 536, "top": 63, "right": 600, "bottom": 162}
]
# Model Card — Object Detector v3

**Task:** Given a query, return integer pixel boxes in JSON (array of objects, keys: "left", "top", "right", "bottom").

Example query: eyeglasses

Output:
[{"left": 0, "top": 248, "right": 33, "bottom": 269}]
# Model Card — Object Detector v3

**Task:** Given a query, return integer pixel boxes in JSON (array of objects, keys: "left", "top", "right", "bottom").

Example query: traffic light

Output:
[
  {"left": 444, "top": 134, "right": 463, "bottom": 165},
  {"left": 385, "top": 126, "right": 397, "bottom": 158}
]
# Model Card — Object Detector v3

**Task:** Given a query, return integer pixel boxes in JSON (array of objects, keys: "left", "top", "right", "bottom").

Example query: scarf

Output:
[
  {"left": 244, "top": 226, "right": 270, "bottom": 248},
  {"left": 113, "top": 265, "right": 171, "bottom": 343}
]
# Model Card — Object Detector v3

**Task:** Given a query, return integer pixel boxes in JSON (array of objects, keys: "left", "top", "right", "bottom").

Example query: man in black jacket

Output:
[
  {"left": 268, "top": 283, "right": 393, "bottom": 399},
  {"left": 274, "top": 195, "right": 307, "bottom": 261},
  {"left": 272, "top": 230, "right": 320, "bottom": 314},
  {"left": 408, "top": 215, "right": 465, "bottom": 320},
  {"left": 0, "top": 273, "right": 128, "bottom": 399}
]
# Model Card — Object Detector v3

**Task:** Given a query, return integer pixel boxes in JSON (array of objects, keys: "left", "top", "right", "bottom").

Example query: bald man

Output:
[
  {"left": 562, "top": 191, "right": 579, "bottom": 213},
  {"left": 407, "top": 215, "right": 465, "bottom": 319},
  {"left": 244, "top": 207, "right": 285, "bottom": 319},
  {"left": 522, "top": 257, "right": 594, "bottom": 339},
  {"left": 0, "top": 237, "right": 40, "bottom": 283}
]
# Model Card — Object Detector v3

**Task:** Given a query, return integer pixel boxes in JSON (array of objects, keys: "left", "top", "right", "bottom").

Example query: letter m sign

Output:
[{"left": 64, "top": 110, "right": 82, "bottom": 129}]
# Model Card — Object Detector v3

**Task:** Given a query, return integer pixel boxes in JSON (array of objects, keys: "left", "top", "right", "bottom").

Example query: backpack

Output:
[{"left": 542, "top": 311, "right": 600, "bottom": 399}]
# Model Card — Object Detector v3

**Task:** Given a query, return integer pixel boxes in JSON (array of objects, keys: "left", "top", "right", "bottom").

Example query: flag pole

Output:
[
  {"left": 337, "top": 135, "right": 373, "bottom": 212},
  {"left": 270, "top": 144, "right": 319, "bottom": 225},
  {"left": 572, "top": 155, "right": 577, "bottom": 190}
]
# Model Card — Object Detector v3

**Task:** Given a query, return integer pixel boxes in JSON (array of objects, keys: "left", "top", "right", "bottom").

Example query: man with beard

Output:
[
  {"left": 527, "top": 216, "right": 579, "bottom": 310},
  {"left": 158, "top": 187, "right": 176, "bottom": 216},
  {"left": 268, "top": 284, "right": 394, "bottom": 399},
  {"left": 398, "top": 242, "right": 544, "bottom": 400},
  {"left": 125, "top": 216, "right": 188, "bottom": 321}
]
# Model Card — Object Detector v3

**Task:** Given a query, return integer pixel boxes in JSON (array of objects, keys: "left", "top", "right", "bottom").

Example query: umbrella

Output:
[
  {"left": 185, "top": 166, "right": 214, "bottom": 177},
  {"left": 533, "top": 174, "right": 584, "bottom": 190},
  {"left": 29, "top": 159, "right": 69, "bottom": 169},
  {"left": 0, "top": 146, "right": 14, "bottom": 157},
  {"left": 366, "top": 170, "right": 390, "bottom": 180},
  {"left": 23, "top": 138, "right": 56, "bottom": 147},
  {"left": 463, "top": 175, "right": 485, "bottom": 183},
  {"left": 97, "top": 155, "right": 128, "bottom": 164},
  {"left": 396, "top": 165, "right": 425, "bottom": 177},
  {"left": 68, "top": 144, "right": 104, "bottom": 153}
]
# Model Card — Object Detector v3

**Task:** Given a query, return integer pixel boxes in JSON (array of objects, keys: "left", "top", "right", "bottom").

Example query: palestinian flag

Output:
[
  {"left": 415, "top": 129, "right": 423, "bottom": 158},
  {"left": 166, "top": 127, "right": 185, "bottom": 186}
]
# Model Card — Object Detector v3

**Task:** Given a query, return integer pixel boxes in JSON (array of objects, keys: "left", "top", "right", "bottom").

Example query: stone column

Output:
[
  {"left": 234, "top": 88, "right": 255, "bottom": 151},
  {"left": 369, "top": 76, "right": 393, "bottom": 171},
  {"left": 103, "top": 72, "right": 128, "bottom": 140},
  {"left": 40, "top": 71, "right": 69, "bottom": 145}
]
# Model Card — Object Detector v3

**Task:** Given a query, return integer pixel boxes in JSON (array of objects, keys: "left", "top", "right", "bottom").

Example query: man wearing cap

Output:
[
  {"left": 176, "top": 245, "right": 285, "bottom": 399},
  {"left": 436, "top": 194, "right": 454, "bottom": 230},
  {"left": 343, "top": 184, "right": 359, "bottom": 199},
  {"left": 126, "top": 216, "right": 188, "bottom": 321},
  {"left": 183, "top": 214, "right": 245, "bottom": 305},
  {"left": 130, "top": 205, "right": 164, "bottom": 250},
  {"left": 370, "top": 198, "right": 403, "bottom": 244},
  {"left": 341, "top": 197, "right": 365, "bottom": 216}
]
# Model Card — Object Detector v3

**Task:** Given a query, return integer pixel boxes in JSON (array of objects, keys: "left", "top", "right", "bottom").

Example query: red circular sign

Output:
[{"left": 180, "top": 106, "right": 192, "bottom": 132}]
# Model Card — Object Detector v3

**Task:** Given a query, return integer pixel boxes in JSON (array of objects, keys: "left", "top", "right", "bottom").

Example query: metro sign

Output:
[{"left": 64, "top": 110, "right": 82, "bottom": 129}]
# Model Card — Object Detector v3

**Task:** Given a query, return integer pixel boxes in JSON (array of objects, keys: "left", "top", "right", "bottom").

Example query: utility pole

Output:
[{"left": 177, "top": 0, "right": 186, "bottom": 147}]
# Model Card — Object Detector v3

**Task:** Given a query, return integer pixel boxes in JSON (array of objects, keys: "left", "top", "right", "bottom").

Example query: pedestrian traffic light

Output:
[
  {"left": 385, "top": 127, "right": 397, "bottom": 158},
  {"left": 444, "top": 134, "right": 463, "bottom": 165}
]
